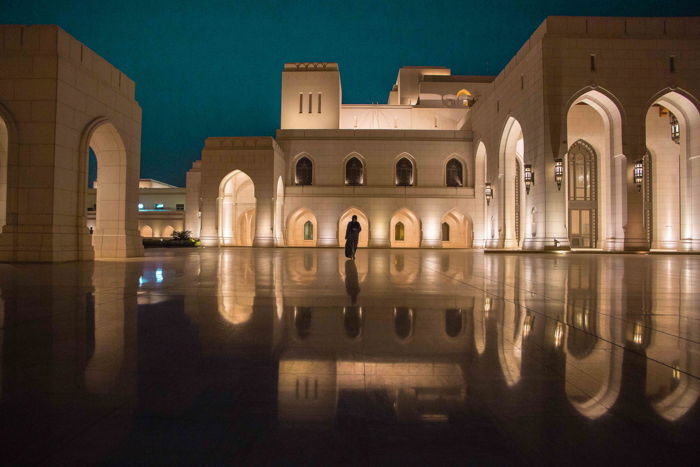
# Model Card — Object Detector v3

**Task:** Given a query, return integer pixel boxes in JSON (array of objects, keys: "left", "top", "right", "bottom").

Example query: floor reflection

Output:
[{"left": 0, "top": 249, "right": 699, "bottom": 463}]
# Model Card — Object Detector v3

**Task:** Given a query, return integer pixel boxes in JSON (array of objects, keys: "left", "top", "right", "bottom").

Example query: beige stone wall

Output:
[{"left": 0, "top": 25, "right": 142, "bottom": 261}]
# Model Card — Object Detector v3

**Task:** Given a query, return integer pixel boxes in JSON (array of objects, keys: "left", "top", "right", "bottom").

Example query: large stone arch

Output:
[
  {"left": 440, "top": 209, "right": 472, "bottom": 248},
  {"left": 218, "top": 170, "right": 256, "bottom": 246},
  {"left": 566, "top": 88, "right": 625, "bottom": 251},
  {"left": 645, "top": 90, "right": 700, "bottom": 251},
  {"left": 475, "top": 140, "right": 490, "bottom": 248},
  {"left": 498, "top": 117, "right": 526, "bottom": 249}
]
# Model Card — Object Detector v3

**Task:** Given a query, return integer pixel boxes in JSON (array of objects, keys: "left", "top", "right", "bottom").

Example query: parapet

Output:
[{"left": 284, "top": 62, "right": 339, "bottom": 71}]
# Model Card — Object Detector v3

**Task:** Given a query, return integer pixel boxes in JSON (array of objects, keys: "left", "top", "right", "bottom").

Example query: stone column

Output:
[{"left": 253, "top": 198, "right": 275, "bottom": 247}]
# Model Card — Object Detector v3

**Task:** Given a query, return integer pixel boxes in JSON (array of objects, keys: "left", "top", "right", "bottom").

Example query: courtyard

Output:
[{"left": 0, "top": 248, "right": 697, "bottom": 463}]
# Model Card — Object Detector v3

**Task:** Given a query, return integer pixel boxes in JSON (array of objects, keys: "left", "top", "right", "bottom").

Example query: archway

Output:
[
  {"left": 161, "top": 225, "right": 174, "bottom": 238},
  {"left": 566, "top": 89, "right": 624, "bottom": 250},
  {"left": 140, "top": 225, "right": 153, "bottom": 237},
  {"left": 274, "top": 177, "right": 285, "bottom": 246},
  {"left": 567, "top": 140, "right": 598, "bottom": 248},
  {"left": 499, "top": 118, "right": 525, "bottom": 248},
  {"left": 441, "top": 210, "right": 472, "bottom": 248},
  {"left": 645, "top": 91, "right": 700, "bottom": 250},
  {"left": 338, "top": 208, "right": 369, "bottom": 247},
  {"left": 287, "top": 208, "right": 318, "bottom": 246},
  {"left": 218, "top": 170, "right": 255, "bottom": 246},
  {"left": 390, "top": 208, "right": 420, "bottom": 248},
  {"left": 84, "top": 121, "right": 142, "bottom": 258}
]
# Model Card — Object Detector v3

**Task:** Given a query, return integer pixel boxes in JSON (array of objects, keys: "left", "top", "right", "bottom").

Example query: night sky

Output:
[{"left": 3, "top": 0, "right": 698, "bottom": 186}]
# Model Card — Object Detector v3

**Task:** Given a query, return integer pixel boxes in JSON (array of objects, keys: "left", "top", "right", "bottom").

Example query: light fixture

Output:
[
  {"left": 524, "top": 164, "right": 534, "bottom": 194},
  {"left": 484, "top": 182, "right": 493, "bottom": 206},
  {"left": 554, "top": 159, "right": 563, "bottom": 190},
  {"left": 634, "top": 160, "right": 644, "bottom": 192},
  {"left": 138, "top": 203, "right": 144, "bottom": 210}
]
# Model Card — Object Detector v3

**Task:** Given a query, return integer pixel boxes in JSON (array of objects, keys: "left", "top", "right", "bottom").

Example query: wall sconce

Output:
[
  {"left": 634, "top": 160, "right": 644, "bottom": 192},
  {"left": 554, "top": 159, "right": 563, "bottom": 191},
  {"left": 524, "top": 164, "right": 534, "bottom": 194},
  {"left": 484, "top": 183, "right": 493, "bottom": 206}
]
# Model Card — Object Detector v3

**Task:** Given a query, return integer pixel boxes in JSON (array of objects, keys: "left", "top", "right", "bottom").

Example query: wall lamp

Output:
[
  {"left": 484, "top": 183, "right": 493, "bottom": 206},
  {"left": 524, "top": 164, "right": 534, "bottom": 194},
  {"left": 554, "top": 159, "right": 563, "bottom": 191},
  {"left": 634, "top": 160, "right": 644, "bottom": 192}
]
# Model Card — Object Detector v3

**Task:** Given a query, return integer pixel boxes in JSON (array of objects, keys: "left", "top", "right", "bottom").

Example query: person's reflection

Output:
[{"left": 344, "top": 259, "right": 360, "bottom": 304}]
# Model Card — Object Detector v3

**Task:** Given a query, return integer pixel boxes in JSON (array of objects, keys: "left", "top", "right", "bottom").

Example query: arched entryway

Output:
[
  {"left": 645, "top": 91, "right": 700, "bottom": 251},
  {"left": 338, "top": 208, "right": 369, "bottom": 247},
  {"left": 140, "top": 225, "right": 153, "bottom": 237},
  {"left": 440, "top": 210, "right": 472, "bottom": 248},
  {"left": 499, "top": 117, "right": 525, "bottom": 248},
  {"left": 287, "top": 208, "right": 318, "bottom": 246},
  {"left": 566, "top": 89, "right": 624, "bottom": 250},
  {"left": 83, "top": 120, "right": 142, "bottom": 258},
  {"left": 390, "top": 208, "right": 420, "bottom": 248},
  {"left": 161, "top": 225, "right": 174, "bottom": 238},
  {"left": 218, "top": 170, "right": 256, "bottom": 246}
]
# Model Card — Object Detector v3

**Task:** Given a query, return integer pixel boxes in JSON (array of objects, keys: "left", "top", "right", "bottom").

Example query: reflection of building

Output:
[
  {"left": 183, "top": 17, "right": 700, "bottom": 252},
  {"left": 86, "top": 179, "right": 186, "bottom": 238}
]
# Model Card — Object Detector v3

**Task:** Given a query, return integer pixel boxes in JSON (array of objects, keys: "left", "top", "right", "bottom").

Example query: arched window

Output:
[
  {"left": 567, "top": 140, "right": 597, "bottom": 248},
  {"left": 395, "top": 222, "right": 405, "bottom": 241},
  {"left": 446, "top": 158, "right": 463, "bottom": 186},
  {"left": 395, "top": 157, "right": 413, "bottom": 186},
  {"left": 303, "top": 220, "right": 313, "bottom": 240},
  {"left": 295, "top": 157, "right": 313, "bottom": 185},
  {"left": 442, "top": 222, "right": 450, "bottom": 241},
  {"left": 345, "top": 157, "right": 364, "bottom": 185}
]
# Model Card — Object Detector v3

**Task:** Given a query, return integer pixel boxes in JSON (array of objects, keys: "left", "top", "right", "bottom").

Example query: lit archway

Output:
[
  {"left": 646, "top": 91, "right": 700, "bottom": 250},
  {"left": 140, "top": 225, "right": 153, "bottom": 237},
  {"left": 338, "top": 208, "right": 369, "bottom": 247},
  {"left": 274, "top": 177, "right": 285, "bottom": 246},
  {"left": 567, "top": 89, "right": 624, "bottom": 250},
  {"left": 390, "top": 208, "right": 420, "bottom": 248},
  {"left": 441, "top": 209, "right": 472, "bottom": 248},
  {"left": 161, "top": 225, "right": 174, "bottom": 238},
  {"left": 218, "top": 170, "right": 255, "bottom": 246},
  {"left": 287, "top": 208, "right": 318, "bottom": 246},
  {"left": 499, "top": 117, "right": 525, "bottom": 248},
  {"left": 83, "top": 120, "right": 142, "bottom": 258}
]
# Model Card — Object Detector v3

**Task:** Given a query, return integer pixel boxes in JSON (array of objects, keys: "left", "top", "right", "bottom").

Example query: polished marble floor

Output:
[{"left": 0, "top": 248, "right": 698, "bottom": 464}]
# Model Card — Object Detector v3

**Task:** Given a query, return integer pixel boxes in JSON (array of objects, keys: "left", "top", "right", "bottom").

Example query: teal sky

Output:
[{"left": 2, "top": 0, "right": 698, "bottom": 186}]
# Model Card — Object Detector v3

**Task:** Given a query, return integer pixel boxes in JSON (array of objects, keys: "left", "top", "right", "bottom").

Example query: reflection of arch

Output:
[
  {"left": 82, "top": 119, "right": 141, "bottom": 258},
  {"left": 287, "top": 208, "right": 318, "bottom": 246},
  {"left": 390, "top": 208, "right": 420, "bottom": 248},
  {"left": 499, "top": 117, "right": 525, "bottom": 248},
  {"left": 161, "top": 225, "right": 174, "bottom": 238},
  {"left": 394, "top": 307, "right": 414, "bottom": 340},
  {"left": 567, "top": 88, "right": 624, "bottom": 250},
  {"left": 343, "top": 307, "right": 363, "bottom": 339},
  {"left": 294, "top": 306, "right": 312, "bottom": 339},
  {"left": 338, "top": 208, "right": 369, "bottom": 247},
  {"left": 646, "top": 91, "right": 700, "bottom": 250},
  {"left": 140, "top": 225, "right": 153, "bottom": 237},
  {"left": 445, "top": 309, "right": 464, "bottom": 338},
  {"left": 441, "top": 209, "right": 472, "bottom": 248},
  {"left": 218, "top": 250, "right": 255, "bottom": 326},
  {"left": 218, "top": 170, "right": 256, "bottom": 246}
]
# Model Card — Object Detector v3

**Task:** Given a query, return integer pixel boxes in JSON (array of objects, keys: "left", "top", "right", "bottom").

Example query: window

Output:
[
  {"left": 299, "top": 93, "right": 303, "bottom": 113},
  {"left": 154, "top": 203, "right": 164, "bottom": 209},
  {"left": 395, "top": 157, "right": 413, "bottom": 186},
  {"left": 308, "top": 92, "right": 312, "bottom": 113},
  {"left": 345, "top": 157, "right": 364, "bottom": 185},
  {"left": 395, "top": 222, "right": 405, "bottom": 241},
  {"left": 303, "top": 220, "right": 313, "bottom": 240},
  {"left": 446, "top": 158, "right": 463, "bottom": 187},
  {"left": 318, "top": 92, "right": 322, "bottom": 113},
  {"left": 176, "top": 203, "right": 184, "bottom": 211},
  {"left": 590, "top": 54, "right": 596, "bottom": 72},
  {"left": 295, "top": 157, "right": 313, "bottom": 185},
  {"left": 442, "top": 222, "right": 450, "bottom": 242}
]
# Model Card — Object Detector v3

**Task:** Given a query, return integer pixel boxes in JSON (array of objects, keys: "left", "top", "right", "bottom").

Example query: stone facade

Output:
[{"left": 187, "top": 16, "right": 700, "bottom": 252}]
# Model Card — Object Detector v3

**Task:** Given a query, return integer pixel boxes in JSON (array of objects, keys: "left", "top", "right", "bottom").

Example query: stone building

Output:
[{"left": 186, "top": 16, "right": 700, "bottom": 251}]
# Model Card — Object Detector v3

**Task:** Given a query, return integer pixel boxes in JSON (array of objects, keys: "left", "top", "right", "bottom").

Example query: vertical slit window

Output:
[
  {"left": 299, "top": 93, "right": 303, "bottom": 113},
  {"left": 590, "top": 54, "right": 596, "bottom": 72},
  {"left": 318, "top": 93, "right": 322, "bottom": 113},
  {"left": 308, "top": 92, "right": 313, "bottom": 113},
  {"left": 669, "top": 56, "right": 675, "bottom": 73}
]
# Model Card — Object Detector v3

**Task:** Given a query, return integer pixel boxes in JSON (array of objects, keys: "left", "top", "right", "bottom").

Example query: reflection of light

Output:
[
  {"left": 633, "top": 322, "right": 644, "bottom": 345},
  {"left": 554, "top": 322, "right": 564, "bottom": 348},
  {"left": 523, "top": 314, "right": 534, "bottom": 338},
  {"left": 138, "top": 276, "right": 145, "bottom": 286},
  {"left": 672, "top": 365, "right": 681, "bottom": 381},
  {"left": 138, "top": 203, "right": 144, "bottom": 210},
  {"left": 483, "top": 296, "right": 492, "bottom": 317},
  {"left": 155, "top": 268, "right": 164, "bottom": 283}
]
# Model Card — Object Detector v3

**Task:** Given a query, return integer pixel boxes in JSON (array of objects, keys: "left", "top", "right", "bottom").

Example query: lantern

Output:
[
  {"left": 524, "top": 164, "right": 534, "bottom": 194},
  {"left": 484, "top": 182, "right": 493, "bottom": 206},
  {"left": 554, "top": 158, "right": 564, "bottom": 190},
  {"left": 634, "top": 160, "right": 644, "bottom": 192}
]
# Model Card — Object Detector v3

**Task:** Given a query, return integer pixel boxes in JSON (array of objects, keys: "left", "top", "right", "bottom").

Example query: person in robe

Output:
[{"left": 344, "top": 215, "right": 361, "bottom": 260}]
